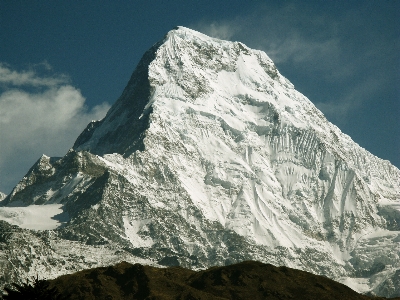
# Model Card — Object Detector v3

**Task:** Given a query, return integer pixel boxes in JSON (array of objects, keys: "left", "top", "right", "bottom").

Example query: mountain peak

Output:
[
  {"left": 72, "top": 26, "right": 293, "bottom": 156},
  {"left": 2, "top": 27, "right": 399, "bottom": 297},
  {"left": 166, "top": 26, "right": 234, "bottom": 44},
  {"left": 168, "top": 26, "right": 210, "bottom": 38}
]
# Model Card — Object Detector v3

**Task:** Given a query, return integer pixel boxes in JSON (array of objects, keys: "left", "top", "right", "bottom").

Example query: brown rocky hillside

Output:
[{"left": 46, "top": 261, "right": 399, "bottom": 300}]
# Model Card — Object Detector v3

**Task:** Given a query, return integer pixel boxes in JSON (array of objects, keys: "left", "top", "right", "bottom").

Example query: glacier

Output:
[{"left": 0, "top": 26, "right": 399, "bottom": 297}]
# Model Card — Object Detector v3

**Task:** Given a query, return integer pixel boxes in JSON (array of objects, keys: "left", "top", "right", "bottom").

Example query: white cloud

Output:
[
  {"left": 0, "top": 64, "right": 110, "bottom": 194},
  {"left": 262, "top": 34, "right": 340, "bottom": 65},
  {"left": 191, "top": 4, "right": 347, "bottom": 77},
  {"left": 0, "top": 63, "right": 69, "bottom": 87},
  {"left": 194, "top": 21, "right": 237, "bottom": 40}
]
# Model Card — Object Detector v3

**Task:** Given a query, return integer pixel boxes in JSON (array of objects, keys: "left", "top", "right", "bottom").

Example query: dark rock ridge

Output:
[{"left": 48, "top": 261, "right": 397, "bottom": 300}]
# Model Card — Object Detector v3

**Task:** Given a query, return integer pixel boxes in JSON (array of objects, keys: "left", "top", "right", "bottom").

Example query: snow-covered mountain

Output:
[{"left": 1, "top": 27, "right": 399, "bottom": 297}]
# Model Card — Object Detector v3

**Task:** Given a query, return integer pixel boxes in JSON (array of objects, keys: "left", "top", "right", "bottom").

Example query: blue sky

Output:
[{"left": 0, "top": 1, "right": 399, "bottom": 194}]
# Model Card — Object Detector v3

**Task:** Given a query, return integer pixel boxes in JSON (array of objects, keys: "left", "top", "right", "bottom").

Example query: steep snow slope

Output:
[
  {"left": 1, "top": 27, "right": 399, "bottom": 297},
  {"left": 0, "top": 204, "right": 67, "bottom": 230}
]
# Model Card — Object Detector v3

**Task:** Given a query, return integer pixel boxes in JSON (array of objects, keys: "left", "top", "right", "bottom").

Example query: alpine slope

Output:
[{"left": 1, "top": 27, "right": 399, "bottom": 297}]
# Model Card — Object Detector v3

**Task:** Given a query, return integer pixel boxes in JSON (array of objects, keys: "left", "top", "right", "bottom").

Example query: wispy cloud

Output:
[
  {"left": 191, "top": 2, "right": 397, "bottom": 126},
  {"left": 193, "top": 5, "right": 343, "bottom": 75},
  {"left": 194, "top": 21, "right": 238, "bottom": 40},
  {"left": 262, "top": 34, "right": 340, "bottom": 66},
  {"left": 0, "top": 62, "right": 69, "bottom": 87},
  {"left": 314, "top": 77, "right": 384, "bottom": 124},
  {"left": 0, "top": 64, "right": 110, "bottom": 193}
]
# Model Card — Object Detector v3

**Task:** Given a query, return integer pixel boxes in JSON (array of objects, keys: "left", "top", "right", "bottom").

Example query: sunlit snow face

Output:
[{"left": 0, "top": 204, "right": 68, "bottom": 230}]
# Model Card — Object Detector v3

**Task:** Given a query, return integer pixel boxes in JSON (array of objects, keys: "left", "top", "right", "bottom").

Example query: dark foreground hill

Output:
[{"left": 21, "top": 261, "right": 393, "bottom": 300}]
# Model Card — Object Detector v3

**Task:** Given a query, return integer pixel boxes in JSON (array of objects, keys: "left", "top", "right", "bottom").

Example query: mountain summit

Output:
[{"left": 1, "top": 27, "right": 399, "bottom": 297}]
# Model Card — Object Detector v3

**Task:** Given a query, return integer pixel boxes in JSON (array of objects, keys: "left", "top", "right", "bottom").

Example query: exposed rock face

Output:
[
  {"left": 0, "top": 27, "right": 399, "bottom": 297},
  {"left": 0, "top": 220, "right": 155, "bottom": 292}
]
